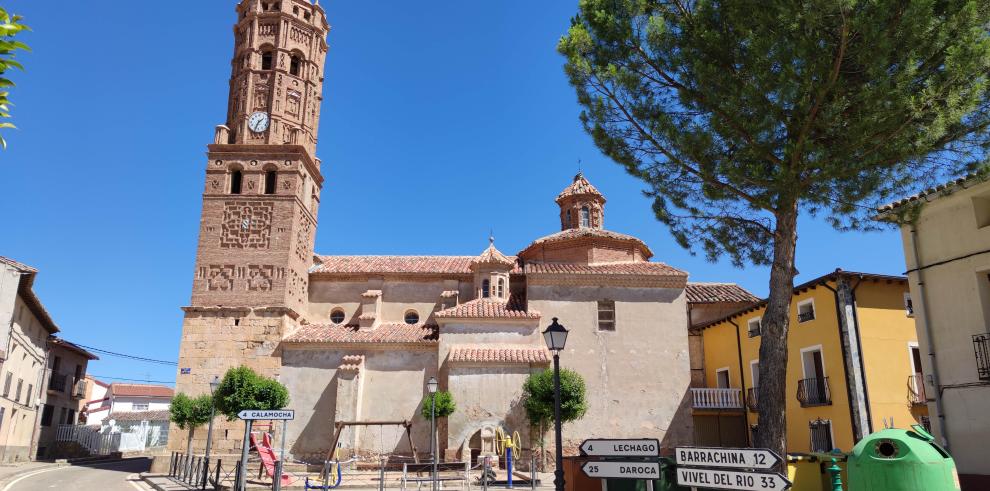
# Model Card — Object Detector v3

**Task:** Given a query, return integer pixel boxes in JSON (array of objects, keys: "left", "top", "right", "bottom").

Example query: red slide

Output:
[{"left": 250, "top": 432, "right": 290, "bottom": 486}]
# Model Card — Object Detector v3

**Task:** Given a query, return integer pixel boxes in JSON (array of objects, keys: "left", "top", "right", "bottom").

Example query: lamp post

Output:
[
  {"left": 427, "top": 376, "right": 439, "bottom": 491},
  {"left": 542, "top": 318, "right": 568, "bottom": 491},
  {"left": 203, "top": 375, "right": 220, "bottom": 488}
]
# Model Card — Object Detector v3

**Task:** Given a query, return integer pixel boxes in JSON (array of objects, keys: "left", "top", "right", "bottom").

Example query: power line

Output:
[
  {"left": 73, "top": 343, "right": 178, "bottom": 366},
  {"left": 89, "top": 374, "right": 175, "bottom": 385}
]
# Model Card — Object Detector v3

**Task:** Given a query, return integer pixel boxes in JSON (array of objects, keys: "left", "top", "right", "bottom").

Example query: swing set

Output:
[{"left": 304, "top": 420, "right": 420, "bottom": 490}]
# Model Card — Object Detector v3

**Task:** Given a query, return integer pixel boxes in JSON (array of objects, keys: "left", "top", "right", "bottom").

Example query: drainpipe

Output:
[
  {"left": 908, "top": 225, "right": 949, "bottom": 450},
  {"left": 727, "top": 319, "right": 750, "bottom": 446}
]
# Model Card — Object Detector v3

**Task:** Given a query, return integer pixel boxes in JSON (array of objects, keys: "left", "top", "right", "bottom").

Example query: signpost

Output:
[
  {"left": 581, "top": 461, "right": 661, "bottom": 480},
  {"left": 236, "top": 409, "right": 295, "bottom": 491},
  {"left": 580, "top": 438, "right": 660, "bottom": 458},
  {"left": 674, "top": 446, "right": 791, "bottom": 491}
]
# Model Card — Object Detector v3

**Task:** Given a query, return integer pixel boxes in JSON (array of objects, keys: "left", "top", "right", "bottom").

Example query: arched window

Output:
[
  {"left": 264, "top": 169, "right": 277, "bottom": 194},
  {"left": 497, "top": 278, "right": 505, "bottom": 299},
  {"left": 230, "top": 170, "right": 243, "bottom": 194},
  {"left": 290, "top": 55, "right": 302, "bottom": 76},
  {"left": 404, "top": 310, "right": 420, "bottom": 325},
  {"left": 261, "top": 50, "right": 273, "bottom": 71},
  {"left": 482, "top": 279, "right": 490, "bottom": 298},
  {"left": 566, "top": 209, "right": 572, "bottom": 227},
  {"left": 580, "top": 207, "right": 590, "bottom": 227}
]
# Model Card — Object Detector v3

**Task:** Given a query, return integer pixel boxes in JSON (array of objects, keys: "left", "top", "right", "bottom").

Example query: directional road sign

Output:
[
  {"left": 676, "top": 467, "right": 791, "bottom": 491},
  {"left": 580, "top": 438, "right": 661, "bottom": 458},
  {"left": 237, "top": 409, "right": 295, "bottom": 421},
  {"left": 581, "top": 461, "right": 661, "bottom": 480},
  {"left": 674, "top": 446, "right": 783, "bottom": 470}
]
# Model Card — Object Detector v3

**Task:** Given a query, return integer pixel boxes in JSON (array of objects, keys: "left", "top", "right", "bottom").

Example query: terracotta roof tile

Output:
[
  {"left": 110, "top": 384, "right": 174, "bottom": 398},
  {"left": 0, "top": 256, "right": 37, "bottom": 273},
  {"left": 685, "top": 283, "right": 759, "bottom": 304},
  {"left": 449, "top": 344, "right": 551, "bottom": 364},
  {"left": 111, "top": 410, "right": 170, "bottom": 422},
  {"left": 556, "top": 172, "right": 605, "bottom": 203},
  {"left": 519, "top": 228, "right": 654, "bottom": 259},
  {"left": 435, "top": 296, "right": 540, "bottom": 320},
  {"left": 472, "top": 242, "right": 515, "bottom": 269},
  {"left": 284, "top": 323, "right": 439, "bottom": 344},
  {"left": 524, "top": 261, "right": 687, "bottom": 277},
  {"left": 877, "top": 172, "right": 986, "bottom": 213},
  {"left": 312, "top": 256, "right": 477, "bottom": 275}
]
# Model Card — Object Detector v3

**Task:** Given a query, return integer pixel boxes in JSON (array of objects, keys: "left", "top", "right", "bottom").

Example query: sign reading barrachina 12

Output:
[{"left": 674, "top": 446, "right": 791, "bottom": 491}]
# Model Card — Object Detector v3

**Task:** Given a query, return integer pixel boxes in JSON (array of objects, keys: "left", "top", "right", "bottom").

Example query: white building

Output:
[{"left": 85, "top": 383, "right": 173, "bottom": 425}]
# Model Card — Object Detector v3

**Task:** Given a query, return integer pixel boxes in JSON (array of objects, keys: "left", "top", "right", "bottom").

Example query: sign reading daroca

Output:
[
  {"left": 237, "top": 409, "right": 295, "bottom": 421},
  {"left": 674, "top": 446, "right": 782, "bottom": 470},
  {"left": 581, "top": 461, "right": 661, "bottom": 480}
]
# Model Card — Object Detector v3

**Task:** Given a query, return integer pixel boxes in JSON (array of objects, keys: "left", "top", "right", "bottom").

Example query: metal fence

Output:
[{"left": 55, "top": 425, "right": 120, "bottom": 455}]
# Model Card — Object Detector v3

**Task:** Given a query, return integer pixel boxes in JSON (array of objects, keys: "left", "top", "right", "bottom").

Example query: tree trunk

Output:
[
  {"left": 755, "top": 205, "right": 799, "bottom": 460},
  {"left": 185, "top": 427, "right": 195, "bottom": 476}
]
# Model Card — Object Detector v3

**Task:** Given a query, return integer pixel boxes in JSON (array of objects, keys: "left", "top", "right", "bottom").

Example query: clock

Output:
[{"left": 248, "top": 111, "right": 270, "bottom": 133}]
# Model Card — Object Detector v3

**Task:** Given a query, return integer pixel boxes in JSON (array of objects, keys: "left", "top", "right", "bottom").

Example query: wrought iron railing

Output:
[
  {"left": 690, "top": 388, "right": 743, "bottom": 409},
  {"left": 48, "top": 373, "right": 67, "bottom": 392},
  {"left": 908, "top": 374, "right": 927, "bottom": 405},
  {"left": 974, "top": 333, "right": 990, "bottom": 381},
  {"left": 72, "top": 378, "right": 88, "bottom": 399},
  {"left": 796, "top": 377, "right": 832, "bottom": 407},
  {"left": 746, "top": 387, "right": 758, "bottom": 412},
  {"left": 798, "top": 311, "right": 815, "bottom": 322}
]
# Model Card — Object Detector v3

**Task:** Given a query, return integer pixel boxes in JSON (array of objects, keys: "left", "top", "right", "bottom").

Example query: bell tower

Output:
[{"left": 171, "top": 0, "right": 329, "bottom": 455}]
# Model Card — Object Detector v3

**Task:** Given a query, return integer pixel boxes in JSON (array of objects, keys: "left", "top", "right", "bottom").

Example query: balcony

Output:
[
  {"left": 798, "top": 311, "right": 815, "bottom": 322},
  {"left": 975, "top": 333, "right": 990, "bottom": 381},
  {"left": 746, "top": 387, "right": 758, "bottom": 412},
  {"left": 48, "top": 373, "right": 67, "bottom": 393},
  {"left": 908, "top": 374, "right": 927, "bottom": 405},
  {"left": 691, "top": 388, "right": 743, "bottom": 409},
  {"left": 72, "top": 378, "right": 88, "bottom": 399},
  {"left": 796, "top": 377, "right": 832, "bottom": 407}
]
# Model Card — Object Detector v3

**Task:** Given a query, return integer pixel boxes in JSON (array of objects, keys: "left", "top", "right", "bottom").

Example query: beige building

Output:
[
  {"left": 170, "top": 0, "right": 754, "bottom": 467},
  {"left": 879, "top": 175, "right": 990, "bottom": 490},
  {"left": 36, "top": 338, "right": 97, "bottom": 459},
  {"left": 0, "top": 257, "right": 57, "bottom": 462}
]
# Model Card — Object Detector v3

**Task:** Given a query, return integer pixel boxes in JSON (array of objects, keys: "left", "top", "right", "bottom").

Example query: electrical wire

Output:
[
  {"left": 88, "top": 374, "right": 175, "bottom": 385},
  {"left": 72, "top": 343, "right": 178, "bottom": 366}
]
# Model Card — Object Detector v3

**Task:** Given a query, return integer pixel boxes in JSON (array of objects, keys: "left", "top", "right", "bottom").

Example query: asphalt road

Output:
[{"left": 3, "top": 458, "right": 153, "bottom": 491}]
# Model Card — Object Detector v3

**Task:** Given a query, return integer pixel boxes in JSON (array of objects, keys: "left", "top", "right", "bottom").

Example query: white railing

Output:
[
  {"left": 691, "top": 388, "right": 743, "bottom": 409},
  {"left": 56, "top": 425, "right": 120, "bottom": 456}
]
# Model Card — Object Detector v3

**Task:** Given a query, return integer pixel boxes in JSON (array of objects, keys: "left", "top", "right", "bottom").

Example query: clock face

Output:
[{"left": 248, "top": 112, "right": 270, "bottom": 133}]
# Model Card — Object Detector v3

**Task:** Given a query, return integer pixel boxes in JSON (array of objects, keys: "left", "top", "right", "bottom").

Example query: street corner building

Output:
[{"left": 168, "top": 0, "right": 751, "bottom": 466}]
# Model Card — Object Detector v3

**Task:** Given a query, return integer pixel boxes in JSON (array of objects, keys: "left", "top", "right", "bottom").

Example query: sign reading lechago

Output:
[
  {"left": 581, "top": 461, "right": 661, "bottom": 480},
  {"left": 675, "top": 446, "right": 782, "bottom": 470},
  {"left": 237, "top": 409, "right": 295, "bottom": 420},
  {"left": 676, "top": 467, "right": 791, "bottom": 491},
  {"left": 580, "top": 438, "right": 660, "bottom": 457}
]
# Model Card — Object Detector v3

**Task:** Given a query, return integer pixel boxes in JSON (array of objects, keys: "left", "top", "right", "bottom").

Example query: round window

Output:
[
  {"left": 330, "top": 309, "right": 345, "bottom": 324},
  {"left": 404, "top": 310, "right": 420, "bottom": 325}
]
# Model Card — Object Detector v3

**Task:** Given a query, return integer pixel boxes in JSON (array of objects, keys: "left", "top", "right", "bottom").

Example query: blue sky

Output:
[{"left": 0, "top": 1, "right": 908, "bottom": 386}]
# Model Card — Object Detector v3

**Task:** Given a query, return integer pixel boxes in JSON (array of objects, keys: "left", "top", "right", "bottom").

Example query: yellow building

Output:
[{"left": 692, "top": 270, "right": 928, "bottom": 454}]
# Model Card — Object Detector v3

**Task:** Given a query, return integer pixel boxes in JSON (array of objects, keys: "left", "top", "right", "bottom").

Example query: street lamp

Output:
[
  {"left": 542, "top": 318, "right": 568, "bottom": 491},
  {"left": 203, "top": 375, "right": 221, "bottom": 487},
  {"left": 427, "top": 376, "right": 439, "bottom": 491}
]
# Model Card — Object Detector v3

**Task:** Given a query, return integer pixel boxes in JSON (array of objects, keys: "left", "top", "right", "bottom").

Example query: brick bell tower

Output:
[{"left": 171, "top": 0, "right": 329, "bottom": 455}]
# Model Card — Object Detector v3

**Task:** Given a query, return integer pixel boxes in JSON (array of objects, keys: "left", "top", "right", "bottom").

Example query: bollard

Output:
[
  {"left": 828, "top": 457, "right": 843, "bottom": 491},
  {"left": 273, "top": 460, "right": 283, "bottom": 491}
]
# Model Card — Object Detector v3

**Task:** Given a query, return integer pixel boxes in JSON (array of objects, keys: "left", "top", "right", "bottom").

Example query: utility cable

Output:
[
  {"left": 72, "top": 343, "right": 178, "bottom": 366},
  {"left": 87, "top": 374, "right": 175, "bottom": 385}
]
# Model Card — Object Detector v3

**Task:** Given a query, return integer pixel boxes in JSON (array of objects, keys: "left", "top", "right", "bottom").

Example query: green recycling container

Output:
[{"left": 847, "top": 425, "right": 960, "bottom": 491}]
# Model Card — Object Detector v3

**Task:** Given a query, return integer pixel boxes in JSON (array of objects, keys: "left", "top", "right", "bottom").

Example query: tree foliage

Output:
[
  {"left": 559, "top": 0, "right": 990, "bottom": 454},
  {"left": 0, "top": 8, "right": 29, "bottom": 150},
  {"left": 420, "top": 390, "right": 456, "bottom": 419},
  {"left": 522, "top": 368, "right": 588, "bottom": 425},
  {"left": 213, "top": 366, "right": 289, "bottom": 420},
  {"left": 169, "top": 393, "right": 214, "bottom": 430}
]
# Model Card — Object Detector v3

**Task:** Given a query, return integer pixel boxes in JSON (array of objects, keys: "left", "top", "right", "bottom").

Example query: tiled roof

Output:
[
  {"left": 449, "top": 344, "right": 551, "bottom": 364},
  {"left": 313, "top": 256, "right": 477, "bottom": 275},
  {"left": 520, "top": 228, "right": 654, "bottom": 258},
  {"left": 435, "top": 296, "right": 540, "bottom": 320},
  {"left": 110, "top": 384, "right": 174, "bottom": 398},
  {"left": 524, "top": 261, "right": 686, "bottom": 277},
  {"left": 685, "top": 283, "right": 759, "bottom": 304},
  {"left": 473, "top": 242, "right": 515, "bottom": 269},
  {"left": 284, "top": 323, "right": 439, "bottom": 344},
  {"left": 556, "top": 172, "right": 605, "bottom": 203},
  {"left": 0, "top": 256, "right": 37, "bottom": 273},
  {"left": 877, "top": 172, "right": 986, "bottom": 214},
  {"left": 111, "top": 410, "right": 170, "bottom": 422},
  {"left": 50, "top": 338, "right": 99, "bottom": 360},
  {"left": 1, "top": 257, "right": 59, "bottom": 334}
]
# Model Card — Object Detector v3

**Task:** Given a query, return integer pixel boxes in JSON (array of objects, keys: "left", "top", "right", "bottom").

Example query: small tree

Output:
[
  {"left": 420, "top": 390, "right": 456, "bottom": 420},
  {"left": 213, "top": 366, "right": 289, "bottom": 420},
  {"left": 523, "top": 368, "right": 587, "bottom": 468},
  {"left": 169, "top": 392, "right": 213, "bottom": 474},
  {"left": 0, "top": 9, "right": 30, "bottom": 149}
]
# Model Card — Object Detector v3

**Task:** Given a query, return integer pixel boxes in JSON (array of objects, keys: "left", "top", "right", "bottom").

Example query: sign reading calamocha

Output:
[
  {"left": 237, "top": 409, "right": 294, "bottom": 420},
  {"left": 674, "top": 446, "right": 782, "bottom": 470}
]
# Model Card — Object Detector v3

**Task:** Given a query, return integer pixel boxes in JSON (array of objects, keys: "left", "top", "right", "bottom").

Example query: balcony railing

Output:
[
  {"left": 908, "top": 374, "right": 927, "bottom": 405},
  {"left": 72, "top": 379, "right": 88, "bottom": 399},
  {"left": 797, "top": 377, "right": 832, "bottom": 407},
  {"left": 691, "top": 388, "right": 743, "bottom": 409},
  {"left": 746, "top": 387, "right": 758, "bottom": 412},
  {"left": 975, "top": 333, "right": 990, "bottom": 381},
  {"left": 48, "top": 373, "right": 67, "bottom": 393},
  {"left": 798, "top": 311, "right": 815, "bottom": 322}
]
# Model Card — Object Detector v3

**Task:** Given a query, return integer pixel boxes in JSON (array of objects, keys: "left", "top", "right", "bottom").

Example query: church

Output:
[{"left": 171, "top": 0, "right": 753, "bottom": 464}]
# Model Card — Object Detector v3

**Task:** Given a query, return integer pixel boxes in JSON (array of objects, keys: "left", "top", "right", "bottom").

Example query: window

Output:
[
  {"left": 52, "top": 356, "right": 61, "bottom": 373},
  {"left": 565, "top": 209, "right": 572, "bottom": 227},
  {"left": 797, "top": 299, "right": 815, "bottom": 323},
  {"left": 798, "top": 346, "right": 831, "bottom": 406},
  {"left": 304, "top": 11, "right": 311, "bottom": 21},
  {"left": 482, "top": 279, "right": 490, "bottom": 298},
  {"left": 2, "top": 372, "right": 10, "bottom": 397},
  {"left": 67, "top": 409, "right": 75, "bottom": 425},
  {"left": 715, "top": 368, "right": 730, "bottom": 388},
  {"left": 747, "top": 317, "right": 762, "bottom": 337},
  {"left": 132, "top": 403, "right": 149, "bottom": 411},
  {"left": 40, "top": 404, "right": 54, "bottom": 427},
  {"left": 293, "top": 5, "right": 299, "bottom": 15},
  {"left": 904, "top": 292, "right": 914, "bottom": 317},
  {"left": 261, "top": 51, "right": 273, "bottom": 71},
  {"left": 14, "top": 379, "right": 22, "bottom": 404},
  {"left": 290, "top": 55, "right": 302, "bottom": 76},
  {"left": 974, "top": 333, "right": 990, "bottom": 381},
  {"left": 0, "top": 407, "right": 5, "bottom": 432},
  {"left": 809, "top": 419, "right": 834, "bottom": 452},
  {"left": 496, "top": 278, "right": 505, "bottom": 299},
  {"left": 58, "top": 407, "right": 67, "bottom": 425},
  {"left": 920, "top": 415, "right": 932, "bottom": 434},
  {"left": 330, "top": 309, "right": 346, "bottom": 324},
  {"left": 230, "top": 170, "right": 243, "bottom": 194},
  {"left": 264, "top": 169, "right": 277, "bottom": 194},
  {"left": 404, "top": 311, "right": 420, "bottom": 325},
  {"left": 25, "top": 384, "right": 32, "bottom": 407},
  {"left": 597, "top": 300, "right": 615, "bottom": 331},
  {"left": 580, "top": 207, "right": 590, "bottom": 228}
]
